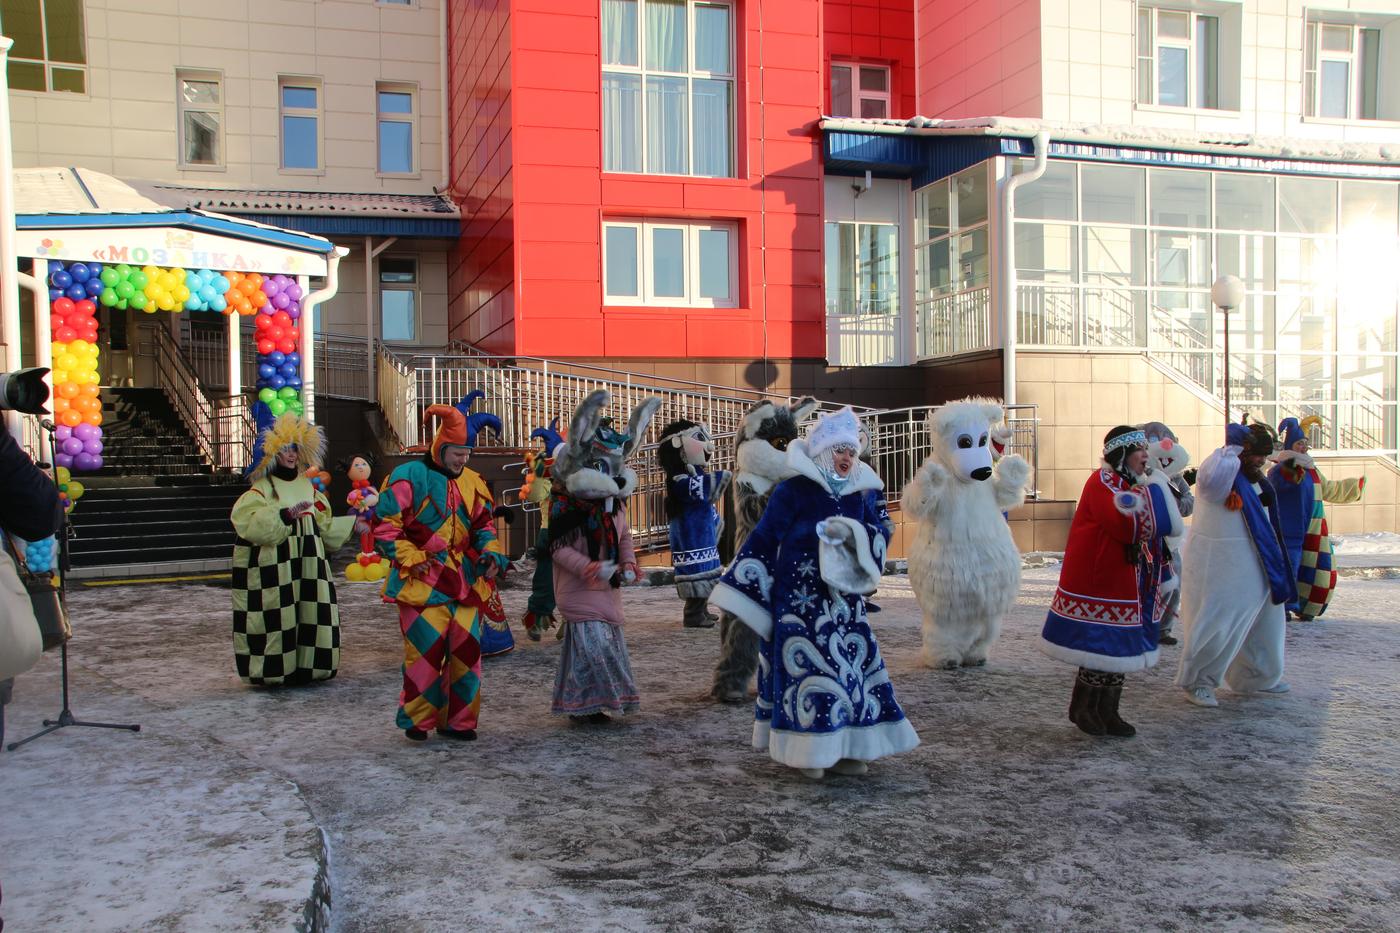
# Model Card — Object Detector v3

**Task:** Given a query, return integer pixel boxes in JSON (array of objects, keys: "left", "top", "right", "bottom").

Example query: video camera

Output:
[{"left": 0, "top": 368, "right": 50, "bottom": 415}]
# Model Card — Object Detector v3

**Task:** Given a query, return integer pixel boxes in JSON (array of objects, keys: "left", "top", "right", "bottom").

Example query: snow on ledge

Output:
[{"left": 819, "top": 115, "right": 1400, "bottom": 166}]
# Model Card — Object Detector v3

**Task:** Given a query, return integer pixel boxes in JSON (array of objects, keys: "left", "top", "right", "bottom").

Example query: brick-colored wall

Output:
[
  {"left": 824, "top": 0, "right": 918, "bottom": 118},
  {"left": 915, "top": 0, "right": 1042, "bottom": 118}
]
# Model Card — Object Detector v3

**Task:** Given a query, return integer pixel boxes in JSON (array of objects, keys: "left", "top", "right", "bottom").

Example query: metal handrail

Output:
[{"left": 138, "top": 322, "right": 252, "bottom": 472}]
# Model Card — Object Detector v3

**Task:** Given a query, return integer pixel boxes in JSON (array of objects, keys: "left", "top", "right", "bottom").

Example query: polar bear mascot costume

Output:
[{"left": 904, "top": 398, "right": 1032, "bottom": 668}]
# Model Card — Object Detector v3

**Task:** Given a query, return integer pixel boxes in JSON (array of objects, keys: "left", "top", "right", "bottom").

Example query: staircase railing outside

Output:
[{"left": 138, "top": 323, "right": 252, "bottom": 472}]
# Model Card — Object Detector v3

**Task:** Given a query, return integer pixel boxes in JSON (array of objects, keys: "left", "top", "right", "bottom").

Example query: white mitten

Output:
[{"left": 1113, "top": 490, "right": 1146, "bottom": 517}]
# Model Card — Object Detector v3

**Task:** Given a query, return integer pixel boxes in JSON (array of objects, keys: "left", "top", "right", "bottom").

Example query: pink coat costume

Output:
[{"left": 552, "top": 509, "right": 637, "bottom": 627}]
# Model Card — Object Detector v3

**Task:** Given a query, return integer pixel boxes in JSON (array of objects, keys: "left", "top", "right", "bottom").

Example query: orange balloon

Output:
[
  {"left": 238, "top": 278, "right": 257, "bottom": 296},
  {"left": 246, "top": 273, "right": 262, "bottom": 288},
  {"left": 250, "top": 290, "right": 268, "bottom": 308},
  {"left": 59, "top": 409, "right": 82, "bottom": 427},
  {"left": 52, "top": 397, "right": 70, "bottom": 414},
  {"left": 83, "top": 411, "right": 103, "bottom": 427},
  {"left": 225, "top": 271, "right": 241, "bottom": 287},
  {"left": 58, "top": 382, "right": 80, "bottom": 399},
  {"left": 80, "top": 382, "right": 100, "bottom": 398}
]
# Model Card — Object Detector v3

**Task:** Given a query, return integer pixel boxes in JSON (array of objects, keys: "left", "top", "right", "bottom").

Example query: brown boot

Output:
[
  {"left": 1097, "top": 676, "right": 1136, "bottom": 737},
  {"left": 1069, "top": 669, "right": 1107, "bottom": 736}
]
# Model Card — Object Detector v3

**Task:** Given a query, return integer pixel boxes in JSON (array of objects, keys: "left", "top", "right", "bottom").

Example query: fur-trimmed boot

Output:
[
  {"left": 1069, "top": 669, "right": 1107, "bottom": 736},
  {"left": 1097, "top": 675, "right": 1136, "bottom": 737},
  {"left": 683, "top": 596, "right": 716, "bottom": 628}
]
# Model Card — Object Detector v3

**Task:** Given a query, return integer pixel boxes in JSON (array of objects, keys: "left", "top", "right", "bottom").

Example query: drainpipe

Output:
[
  {"left": 998, "top": 130, "right": 1049, "bottom": 407},
  {"left": 439, "top": 0, "right": 450, "bottom": 190},
  {"left": 0, "top": 37, "right": 22, "bottom": 442},
  {"left": 301, "top": 246, "right": 347, "bottom": 423}
]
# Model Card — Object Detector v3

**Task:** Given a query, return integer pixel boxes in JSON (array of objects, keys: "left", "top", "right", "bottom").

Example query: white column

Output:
[
  {"left": 298, "top": 273, "right": 313, "bottom": 422},
  {"left": 0, "top": 38, "right": 23, "bottom": 441},
  {"left": 364, "top": 236, "right": 374, "bottom": 405},
  {"left": 227, "top": 309, "right": 241, "bottom": 400}
]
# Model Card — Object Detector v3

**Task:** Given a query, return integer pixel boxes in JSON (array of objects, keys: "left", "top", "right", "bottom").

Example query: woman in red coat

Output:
[{"left": 1040, "top": 426, "right": 1181, "bottom": 737}]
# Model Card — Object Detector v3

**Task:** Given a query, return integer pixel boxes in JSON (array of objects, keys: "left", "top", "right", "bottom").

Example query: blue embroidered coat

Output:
[
  {"left": 709, "top": 441, "right": 919, "bottom": 770},
  {"left": 1267, "top": 457, "right": 1316, "bottom": 612},
  {"left": 667, "top": 468, "right": 727, "bottom": 598}
]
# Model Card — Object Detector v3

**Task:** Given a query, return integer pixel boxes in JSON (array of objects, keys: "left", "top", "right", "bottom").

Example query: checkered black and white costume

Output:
[{"left": 231, "top": 474, "right": 355, "bottom": 686}]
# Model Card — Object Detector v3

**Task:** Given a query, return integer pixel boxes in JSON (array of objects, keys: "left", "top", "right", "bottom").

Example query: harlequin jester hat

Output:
[
  {"left": 1279, "top": 416, "right": 1320, "bottom": 450},
  {"left": 247, "top": 413, "right": 325, "bottom": 479},
  {"left": 530, "top": 416, "right": 565, "bottom": 458}
]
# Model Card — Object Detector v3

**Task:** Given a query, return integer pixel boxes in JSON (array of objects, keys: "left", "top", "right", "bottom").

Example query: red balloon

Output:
[
  {"left": 272, "top": 311, "right": 291, "bottom": 327},
  {"left": 255, "top": 315, "right": 273, "bottom": 331},
  {"left": 257, "top": 339, "right": 275, "bottom": 355},
  {"left": 52, "top": 297, "right": 74, "bottom": 316},
  {"left": 55, "top": 326, "right": 78, "bottom": 343},
  {"left": 276, "top": 339, "right": 295, "bottom": 354},
  {"left": 74, "top": 299, "right": 96, "bottom": 316},
  {"left": 287, "top": 328, "right": 299, "bottom": 344}
]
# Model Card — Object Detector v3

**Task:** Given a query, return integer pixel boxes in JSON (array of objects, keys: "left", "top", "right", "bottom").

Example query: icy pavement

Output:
[{"left": 3, "top": 567, "right": 1400, "bottom": 932}]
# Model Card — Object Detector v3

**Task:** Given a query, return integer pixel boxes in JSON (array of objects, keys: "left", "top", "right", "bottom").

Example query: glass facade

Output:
[
  {"left": 915, "top": 164, "right": 991, "bottom": 357},
  {"left": 1014, "top": 159, "right": 1400, "bottom": 451}
]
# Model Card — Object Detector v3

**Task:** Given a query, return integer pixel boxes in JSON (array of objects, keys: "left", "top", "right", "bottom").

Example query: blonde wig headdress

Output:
[{"left": 249, "top": 413, "right": 326, "bottom": 480}]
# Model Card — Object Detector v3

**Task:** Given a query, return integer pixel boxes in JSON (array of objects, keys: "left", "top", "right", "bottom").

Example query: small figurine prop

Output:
[{"left": 341, "top": 454, "right": 386, "bottom": 583}]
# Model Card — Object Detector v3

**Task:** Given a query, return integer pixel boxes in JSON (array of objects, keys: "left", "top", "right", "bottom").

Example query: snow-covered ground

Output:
[{"left": 3, "top": 567, "right": 1400, "bottom": 931}]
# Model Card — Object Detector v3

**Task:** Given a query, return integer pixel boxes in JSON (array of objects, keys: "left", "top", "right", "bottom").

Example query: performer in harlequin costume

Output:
[
  {"left": 1039, "top": 426, "right": 1182, "bottom": 737},
  {"left": 709, "top": 407, "right": 919, "bottom": 779},
  {"left": 1270, "top": 416, "right": 1365, "bottom": 620},
  {"left": 231, "top": 414, "right": 356, "bottom": 686},
  {"left": 375, "top": 403, "right": 509, "bottom": 741},
  {"left": 519, "top": 418, "right": 564, "bottom": 641},
  {"left": 657, "top": 419, "right": 731, "bottom": 628},
  {"left": 341, "top": 455, "right": 386, "bottom": 583}
]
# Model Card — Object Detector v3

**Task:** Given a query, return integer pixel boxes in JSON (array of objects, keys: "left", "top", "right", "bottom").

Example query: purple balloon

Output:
[
  {"left": 262, "top": 278, "right": 281, "bottom": 297},
  {"left": 56, "top": 453, "right": 74, "bottom": 469},
  {"left": 62, "top": 437, "right": 84, "bottom": 456},
  {"left": 285, "top": 284, "right": 303, "bottom": 301},
  {"left": 83, "top": 439, "right": 103, "bottom": 455},
  {"left": 73, "top": 452, "right": 100, "bottom": 472},
  {"left": 54, "top": 425, "right": 72, "bottom": 442},
  {"left": 271, "top": 292, "right": 290, "bottom": 310},
  {"left": 73, "top": 422, "right": 99, "bottom": 442},
  {"left": 259, "top": 304, "right": 276, "bottom": 316},
  {"left": 286, "top": 306, "right": 300, "bottom": 321}
]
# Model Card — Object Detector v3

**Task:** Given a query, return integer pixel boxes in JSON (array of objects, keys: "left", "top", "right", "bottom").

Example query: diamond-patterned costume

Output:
[
  {"left": 231, "top": 473, "right": 354, "bottom": 685},
  {"left": 1296, "top": 465, "right": 1365, "bottom": 619}
]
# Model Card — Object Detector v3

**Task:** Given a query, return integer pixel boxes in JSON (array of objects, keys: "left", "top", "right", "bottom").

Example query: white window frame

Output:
[
  {"left": 601, "top": 0, "right": 736, "bottom": 178},
  {"left": 1136, "top": 5, "right": 1221, "bottom": 110},
  {"left": 1305, "top": 20, "right": 1383, "bottom": 122},
  {"left": 376, "top": 81, "right": 418, "bottom": 177},
  {"left": 602, "top": 219, "right": 739, "bottom": 308},
  {"left": 825, "top": 220, "right": 899, "bottom": 315},
  {"left": 176, "top": 69, "right": 224, "bottom": 170},
  {"left": 0, "top": 0, "right": 88, "bottom": 94},
  {"left": 278, "top": 76, "right": 324, "bottom": 174},
  {"left": 379, "top": 256, "right": 419, "bottom": 344},
  {"left": 830, "top": 61, "right": 891, "bottom": 119}
]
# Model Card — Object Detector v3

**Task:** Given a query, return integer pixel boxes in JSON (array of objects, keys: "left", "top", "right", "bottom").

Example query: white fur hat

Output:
[{"left": 807, "top": 407, "right": 861, "bottom": 456}]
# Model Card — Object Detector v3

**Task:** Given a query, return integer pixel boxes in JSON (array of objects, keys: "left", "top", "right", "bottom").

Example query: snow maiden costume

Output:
[
  {"left": 1039, "top": 426, "right": 1182, "bottom": 737},
  {"left": 548, "top": 390, "right": 661, "bottom": 722},
  {"left": 710, "top": 397, "right": 817, "bottom": 704},
  {"left": 231, "top": 414, "right": 355, "bottom": 686},
  {"left": 709, "top": 407, "right": 919, "bottom": 779},
  {"left": 1269, "top": 415, "right": 1364, "bottom": 620},
  {"left": 375, "top": 404, "right": 509, "bottom": 741},
  {"left": 657, "top": 419, "right": 731, "bottom": 628},
  {"left": 1176, "top": 423, "right": 1293, "bottom": 708}
]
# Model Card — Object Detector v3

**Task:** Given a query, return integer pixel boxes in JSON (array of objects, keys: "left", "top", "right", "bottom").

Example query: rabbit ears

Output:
[{"left": 561, "top": 389, "right": 662, "bottom": 461}]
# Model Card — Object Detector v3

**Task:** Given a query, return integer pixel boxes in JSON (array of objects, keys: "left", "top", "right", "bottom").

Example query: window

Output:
[
  {"left": 279, "top": 78, "right": 322, "bottom": 171},
  {"left": 602, "top": 219, "right": 737, "bottom": 307},
  {"left": 830, "top": 62, "right": 891, "bottom": 119},
  {"left": 915, "top": 164, "right": 992, "bottom": 357},
  {"left": 380, "top": 258, "right": 417, "bottom": 342},
  {"left": 1136, "top": 5, "right": 1219, "bottom": 109},
  {"left": 377, "top": 83, "right": 416, "bottom": 175},
  {"left": 1, "top": 0, "right": 86, "bottom": 93},
  {"left": 177, "top": 71, "right": 223, "bottom": 168},
  {"left": 601, "top": 0, "right": 735, "bottom": 177},
  {"left": 825, "top": 223, "right": 897, "bottom": 315},
  {"left": 1306, "top": 21, "right": 1382, "bottom": 121}
]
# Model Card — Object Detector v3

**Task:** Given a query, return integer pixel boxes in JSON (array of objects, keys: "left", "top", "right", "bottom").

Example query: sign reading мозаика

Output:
[{"left": 15, "top": 226, "right": 330, "bottom": 277}]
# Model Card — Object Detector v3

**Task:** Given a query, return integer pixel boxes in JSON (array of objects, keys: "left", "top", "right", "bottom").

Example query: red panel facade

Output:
[{"left": 446, "top": 0, "right": 915, "bottom": 361}]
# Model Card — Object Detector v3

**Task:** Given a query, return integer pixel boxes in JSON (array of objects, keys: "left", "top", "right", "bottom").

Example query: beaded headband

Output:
[{"left": 1103, "top": 429, "right": 1147, "bottom": 456}]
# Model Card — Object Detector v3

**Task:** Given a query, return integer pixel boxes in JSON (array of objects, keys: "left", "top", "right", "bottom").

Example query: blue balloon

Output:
[
  {"left": 68, "top": 263, "right": 90, "bottom": 282},
  {"left": 280, "top": 362, "right": 298, "bottom": 378},
  {"left": 268, "top": 351, "right": 286, "bottom": 366},
  {"left": 270, "top": 374, "right": 286, "bottom": 389},
  {"left": 199, "top": 268, "right": 216, "bottom": 282},
  {"left": 258, "top": 363, "right": 276, "bottom": 379},
  {"left": 212, "top": 275, "right": 231, "bottom": 294},
  {"left": 198, "top": 285, "right": 217, "bottom": 302},
  {"left": 185, "top": 272, "right": 201, "bottom": 290},
  {"left": 285, "top": 375, "right": 301, "bottom": 389},
  {"left": 184, "top": 296, "right": 203, "bottom": 311},
  {"left": 88, "top": 263, "right": 103, "bottom": 278},
  {"left": 285, "top": 352, "right": 301, "bottom": 366},
  {"left": 209, "top": 294, "right": 227, "bottom": 312},
  {"left": 65, "top": 283, "right": 86, "bottom": 301},
  {"left": 48, "top": 260, "right": 65, "bottom": 274},
  {"left": 50, "top": 270, "right": 72, "bottom": 289},
  {"left": 49, "top": 288, "right": 64, "bottom": 301},
  {"left": 84, "top": 278, "right": 104, "bottom": 298}
]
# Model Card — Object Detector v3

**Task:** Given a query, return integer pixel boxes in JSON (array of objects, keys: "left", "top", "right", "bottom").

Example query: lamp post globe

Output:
[{"left": 1212, "top": 274, "right": 1245, "bottom": 429}]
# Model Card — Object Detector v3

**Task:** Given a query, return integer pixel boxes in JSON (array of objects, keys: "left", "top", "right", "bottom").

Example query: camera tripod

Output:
[{"left": 6, "top": 417, "right": 140, "bottom": 751}]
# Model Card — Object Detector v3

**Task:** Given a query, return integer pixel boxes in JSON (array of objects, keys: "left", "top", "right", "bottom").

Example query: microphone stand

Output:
[{"left": 6, "top": 417, "right": 140, "bottom": 751}]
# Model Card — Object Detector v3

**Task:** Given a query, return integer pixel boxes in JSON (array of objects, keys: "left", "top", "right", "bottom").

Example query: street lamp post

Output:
[{"left": 1211, "top": 274, "right": 1245, "bottom": 429}]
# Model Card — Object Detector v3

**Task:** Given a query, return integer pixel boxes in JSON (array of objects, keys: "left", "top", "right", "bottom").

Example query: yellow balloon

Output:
[
  {"left": 144, "top": 283, "right": 161, "bottom": 299},
  {"left": 83, "top": 371, "right": 101, "bottom": 385},
  {"left": 174, "top": 285, "right": 191, "bottom": 302},
  {"left": 51, "top": 369, "right": 69, "bottom": 385},
  {"left": 157, "top": 294, "right": 176, "bottom": 311},
  {"left": 68, "top": 339, "right": 87, "bottom": 355},
  {"left": 55, "top": 353, "right": 78, "bottom": 372},
  {"left": 142, "top": 264, "right": 159, "bottom": 280},
  {"left": 67, "top": 480, "right": 85, "bottom": 500},
  {"left": 345, "top": 563, "right": 366, "bottom": 582},
  {"left": 85, "top": 343, "right": 100, "bottom": 358},
  {"left": 55, "top": 466, "right": 71, "bottom": 484},
  {"left": 365, "top": 562, "right": 387, "bottom": 581},
  {"left": 169, "top": 267, "right": 185, "bottom": 280}
]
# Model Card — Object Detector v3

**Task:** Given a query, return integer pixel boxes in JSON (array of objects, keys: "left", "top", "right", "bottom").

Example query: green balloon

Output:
[
  {"left": 129, "top": 271, "right": 148, "bottom": 290},
  {"left": 116, "top": 298, "right": 128, "bottom": 310},
  {"left": 99, "top": 287, "right": 118, "bottom": 307},
  {"left": 114, "top": 281, "right": 134, "bottom": 299},
  {"left": 289, "top": 400, "right": 304, "bottom": 414},
  {"left": 99, "top": 267, "right": 120, "bottom": 287},
  {"left": 278, "top": 387, "right": 298, "bottom": 400},
  {"left": 115, "top": 263, "right": 131, "bottom": 278},
  {"left": 267, "top": 398, "right": 288, "bottom": 416},
  {"left": 257, "top": 388, "right": 276, "bottom": 403},
  {"left": 129, "top": 291, "right": 147, "bottom": 310}
]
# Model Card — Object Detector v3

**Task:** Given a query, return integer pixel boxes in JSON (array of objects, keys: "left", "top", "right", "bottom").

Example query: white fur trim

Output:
[
  {"left": 1037, "top": 638, "right": 1160, "bottom": 674},
  {"left": 753, "top": 717, "right": 921, "bottom": 768},
  {"left": 817, "top": 517, "right": 881, "bottom": 595},
  {"left": 565, "top": 469, "right": 623, "bottom": 500},
  {"left": 736, "top": 436, "right": 792, "bottom": 486},
  {"left": 786, "top": 440, "right": 883, "bottom": 495},
  {"left": 709, "top": 583, "right": 772, "bottom": 640}
]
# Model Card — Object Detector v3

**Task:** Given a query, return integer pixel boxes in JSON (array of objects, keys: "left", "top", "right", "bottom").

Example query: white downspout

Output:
[
  {"left": 300, "top": 246, "right": 348, "bottom": 423},
  {"left": 439, "top": 0, "right": 450, "bottom": 189},
  {"left": 998, "top": 130, "right": 1049, "bottom": 407},
  {"left": 0, "top": 37, "right": 22, "bottom": 442}
]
